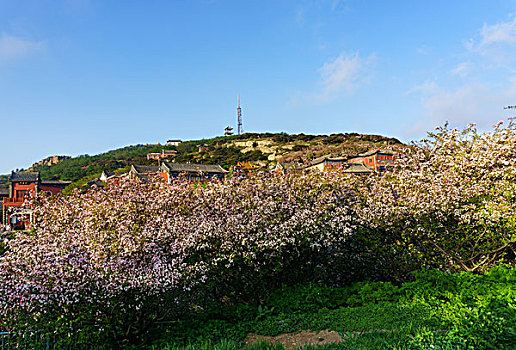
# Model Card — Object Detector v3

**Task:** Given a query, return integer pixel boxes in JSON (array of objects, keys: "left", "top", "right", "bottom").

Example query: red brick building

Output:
[
  {"left": 348, "top": 149, "right": 395, "bottom": 174},
  {"left": 2, "top": 171, "right": 70, "bottom": 229},
  {"left": 147, "top": 149, "right": 178, "bottom": 160},
  {"left": 305, "top": 155, "right": 348, "bottom": 172}
]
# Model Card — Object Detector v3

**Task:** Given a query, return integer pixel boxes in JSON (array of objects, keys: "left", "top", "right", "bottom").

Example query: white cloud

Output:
[
  {"left": 479, "top": 15, "right": 516, "bottom": 47},
  {"left": 0, "top": 33, "right": 44, "bottom": 61},
  {"left": 451, "top": 62, "right": 472, "bottom": 77},
  {"left": 288, "top": 51, "right": 375, "bottom": 106},
  {"left": 465, "top": 14, "right": 516, "bottom": 69},
  {"left": 288, "top": 51, "right": 374, "bottom": 106},
  {"left": 314, "top": 51, "right": 375, "bottom": 101},
  {"left": 406, "top": 80, "right": 516, "bottom": 137}
]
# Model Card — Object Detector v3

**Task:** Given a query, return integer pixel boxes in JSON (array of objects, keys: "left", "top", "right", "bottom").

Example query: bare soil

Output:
[{"left": 244, "top": 329, "right": 351, "bottom": 349}]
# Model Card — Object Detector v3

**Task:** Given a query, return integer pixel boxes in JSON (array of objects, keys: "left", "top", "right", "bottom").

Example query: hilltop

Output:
[{"left": 2, "top": 132, "right": 403, "bottom": 190}]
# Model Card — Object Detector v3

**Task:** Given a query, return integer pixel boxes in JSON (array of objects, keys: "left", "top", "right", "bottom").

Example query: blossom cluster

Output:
[
  {"left": 1, "top": 122, "right": 515, "bottom": 344},
  {"left": 354, "top": 122, "right": 516, "bottom": 272},
  {"left": 0, "top": 171, "right": 357, "bottom": 341}
]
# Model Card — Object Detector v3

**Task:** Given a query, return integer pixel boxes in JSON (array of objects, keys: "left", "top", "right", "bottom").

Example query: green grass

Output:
[{"left": 144, "top": 266, "right": 516, "bottom": 350}]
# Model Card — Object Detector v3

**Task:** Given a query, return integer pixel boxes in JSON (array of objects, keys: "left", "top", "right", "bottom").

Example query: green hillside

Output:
[{"left": 3, "top": 132, "right": 403, "bottom": 191}]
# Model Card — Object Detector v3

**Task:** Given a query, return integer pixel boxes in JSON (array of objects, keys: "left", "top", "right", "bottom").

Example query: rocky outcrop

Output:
[{"left": 30, "top": 155, "right": 71, "bottom": 169}]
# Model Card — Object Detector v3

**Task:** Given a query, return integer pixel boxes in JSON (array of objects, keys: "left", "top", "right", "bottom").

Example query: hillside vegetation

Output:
[
  {"left": 6, "top": 132, "right": 402, "bottom": 187},
  {"left": 1, "top": 123, "right": 515, "bottom": 349}
]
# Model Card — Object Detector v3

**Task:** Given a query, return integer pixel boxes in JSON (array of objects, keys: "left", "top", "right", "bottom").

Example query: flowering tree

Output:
[
  {"left": 0, "top": 172, "right": 358, "bottom": 344},
  {"left": 356, "top": 122, "right": 516, "bottom": 273},
  {"left": 1, "top": 122, "right": 515, "bottom": 345}
]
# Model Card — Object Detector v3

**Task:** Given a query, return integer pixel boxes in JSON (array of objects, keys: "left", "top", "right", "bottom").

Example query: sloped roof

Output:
[
  {"left": 10, "top": 171, "right": 39, "bottom": 182},
  {"left": 132, "top": 165, "right": 159, "bottom": 174},
  {"left": 277, "top": 161, "right": 301, "bottom": 171},
  {"left": 344, "top": 163, "right": 374, "bottom": 174},
  {"left": 162, "top": 162, "right": 228, "bottom": 174},
  {"left": 102, "top": 171, "right": 115, "bottom": 178},
  {"left": 358, "top": 149, "right": 394, "bottom": 157},
  {"left": 41, "top": 180, "right": 71, "bottom": 185},
  {"left": 310, "top": 155, "right": 347, "bottom": 166}
]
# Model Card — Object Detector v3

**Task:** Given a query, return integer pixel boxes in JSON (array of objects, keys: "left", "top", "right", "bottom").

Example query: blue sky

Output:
[{"left": 2, "top": 0, "right": 516, "bottom": 173}]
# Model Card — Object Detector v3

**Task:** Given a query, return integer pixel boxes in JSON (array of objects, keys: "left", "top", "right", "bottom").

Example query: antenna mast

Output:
[{"left": 237, "top": 94, "right": 243, "bottom": 135}]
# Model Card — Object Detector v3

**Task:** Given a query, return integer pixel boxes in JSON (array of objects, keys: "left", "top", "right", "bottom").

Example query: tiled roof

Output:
[
  {"left": 10, "top": 171, "right": 40, "bottom": 182},
  {"left": 132, "top": 165, "right": 159, "bottom": 174},
  {"left": 277, "top": 162, "right": 301, "bottom": 171},
  {"left": 344, "top": 163, "right": 374, "bottom": 173},
  {"left": 41, "top": 180, "right": 71, "bottom": 185},
  {"left": 310, "top": 155, "right": 347, "bottom": 166},
  {"left": 358, "top": 149, "right": 394, "bottom": 157},
  {"left": 162, "top": 162, "right": 228, "bottom": 174}
]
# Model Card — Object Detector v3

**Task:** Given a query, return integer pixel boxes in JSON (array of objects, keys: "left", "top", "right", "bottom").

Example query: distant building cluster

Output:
[
  {"left": 147, "top": 149, "right": 178, "bottom": 160},
  {"left": 1, "top": 144, "right": 395, "bottom": 232},
  {"left": 280, "top": 149, "right": 395, "bottom": 175},
  {"left": 146, "top": 140, "right": 182, "bottom": 160},
  {"left": 1, "top": 172, "right": 70, "bottom": 229}
]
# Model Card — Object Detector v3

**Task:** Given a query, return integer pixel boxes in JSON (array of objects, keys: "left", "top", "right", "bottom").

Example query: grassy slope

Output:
[
  {"left": 4, "top": 132, "right": 402, "bottom": 188},
  {"left": 146, "top": 267, "right": 516, "bottom": 350}
]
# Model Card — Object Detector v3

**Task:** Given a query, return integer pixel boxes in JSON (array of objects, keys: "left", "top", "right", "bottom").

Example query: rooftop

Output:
[
  {"left": 10, "top": 171, "right": 40, "bottom": 182},
  {"left": 162, "top": 162, "right": 228, "bottom": 174},
  {"left": 310, "top": 155, "right": 347, "bottom": 166},
  {"left": 41, "top": 180, "right": 72, "bottom": 185},
  {"left": 358, "top": 149, "right": 394, "bottom": 157},
  {"left": 132, "top": 165, "right": 160, "bottom": 174},
  {"left": 344, "top": 163, "right": 374, "bottom": 174}
]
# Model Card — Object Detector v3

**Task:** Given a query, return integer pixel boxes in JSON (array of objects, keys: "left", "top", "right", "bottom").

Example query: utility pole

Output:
[{"left": 237, "top": 94, "right": 243, "bottom": 135}]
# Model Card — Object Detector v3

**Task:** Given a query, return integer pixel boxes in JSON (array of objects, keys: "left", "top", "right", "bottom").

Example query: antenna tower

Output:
[{"left": 237, "top": 94, "right": 243, "bottom": 135}]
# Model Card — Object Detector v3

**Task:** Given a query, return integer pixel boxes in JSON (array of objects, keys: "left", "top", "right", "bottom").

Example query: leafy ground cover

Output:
[{"left": 148, "top": 266, "right": 516, "bottom": 349}]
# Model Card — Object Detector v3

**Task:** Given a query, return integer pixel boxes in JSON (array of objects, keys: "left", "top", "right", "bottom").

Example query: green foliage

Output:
[
  {"left": 174, "top": 146, "right": 268, "bottom": 169},
  {"left": 149, "top": 266, "right": 516, "bottom": 349},
  {"left": 0, "top": 174, "right": 8, "bottom": 186},
  {"left": 32, "top": 144, "right": 167, "bottom": 183}
]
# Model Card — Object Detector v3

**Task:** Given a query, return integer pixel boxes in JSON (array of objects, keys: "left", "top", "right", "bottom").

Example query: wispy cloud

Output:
[
  {"left": 478, "top": 14, "right": 516, "bottom": 47},
  {"left": 0, "top": 33, "right": 44, "bottom": 62},
  {"left": 314, "top": 51, "right": 375, "bottom": 101},
  {"left": 451, "top": 62, "right": 472, "bottom": 77},
  {"left": 406, "top": 80, "right": 516, "bottom": 137},
  {"left": 288, "top": 51, "right": 375, "bottom": 106},
  {"left": 464, "top": 14, "right": 516, "bottom": 69}
]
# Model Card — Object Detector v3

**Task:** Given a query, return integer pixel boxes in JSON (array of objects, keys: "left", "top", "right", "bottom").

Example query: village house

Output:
[
  {"left": 305, "top": 155, "right": 348, "bottom": 172},
  {"left": 344, "top": 163, "right": 374, "bottom": 175},
  {"left": 232, "top": 161, "right": 261, "bottom": 172},
  {"left": 160, "top": 161, "right": 228, "bottom": 182},
  {"left": 99, "top": 171, "right": 116, "bottom": 182},
  {"left": 2, "top": 171, "right": 70, "bottom": 229},
  {"left": 274, "top": 161, "right": 302, "bottom": 173},
  {"left": 129, "top": 165, "right": 160, "bottom": 181},
  {"left": 197, "top": 144, "right": 209, "bottom": 153},
  {"left": 166, "top": 139, "right": 182, "bottom": 146},
  {"left": 147, "top": 149, "right": 178, "bottom": 161},
  {"left": 347, "top": 149, "right": 395, "bottom": 174}
]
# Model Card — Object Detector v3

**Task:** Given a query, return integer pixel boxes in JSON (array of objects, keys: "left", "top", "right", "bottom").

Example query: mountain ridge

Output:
[{"left": 0, "top": 132, "right": 404, "bottom": 189}]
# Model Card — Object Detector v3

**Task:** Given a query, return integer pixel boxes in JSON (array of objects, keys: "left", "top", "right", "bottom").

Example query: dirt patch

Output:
[{"left": 244, "top": 329, "right": 349, "bottom": 349}]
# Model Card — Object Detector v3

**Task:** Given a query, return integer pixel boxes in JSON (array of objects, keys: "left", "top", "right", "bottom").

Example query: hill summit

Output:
[{"left": 5, "top": 132, "right": 403, "bottom": 189}]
